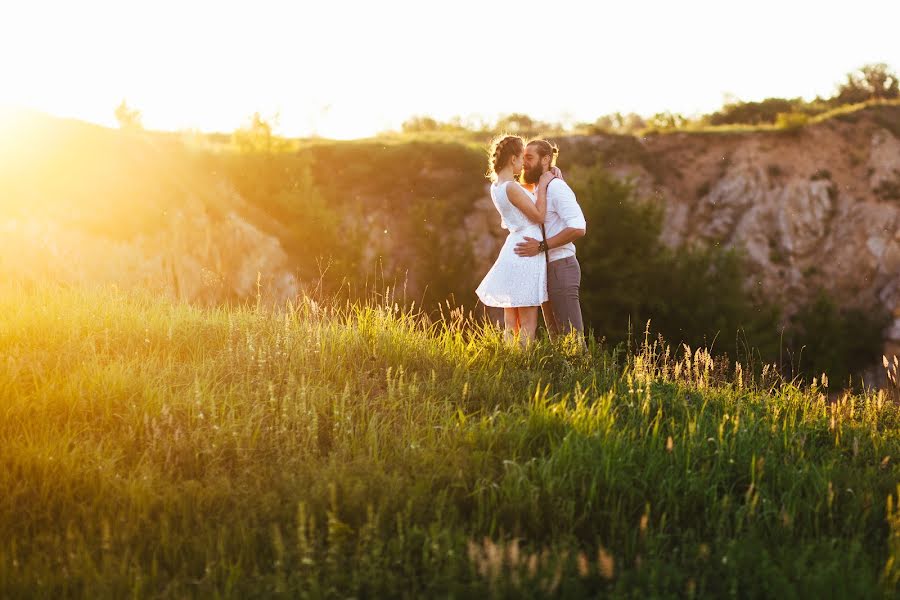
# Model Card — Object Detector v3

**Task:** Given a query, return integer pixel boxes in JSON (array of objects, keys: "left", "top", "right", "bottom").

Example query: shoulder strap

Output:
[{"left": 541, "top": 175, "right": 557, "bottom": 315}]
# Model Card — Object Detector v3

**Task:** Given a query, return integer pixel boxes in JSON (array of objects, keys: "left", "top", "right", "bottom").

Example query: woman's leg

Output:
[
  {"left": 517, "top": 307, "right": 539, "bottom": 346},
  {"left": 503, "top": 308, "right": 520, "bottom": 344}
]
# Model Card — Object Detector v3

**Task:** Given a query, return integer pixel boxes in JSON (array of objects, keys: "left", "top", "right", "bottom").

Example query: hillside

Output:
[
  {"left": 2, "top": 105, "right": 900, "bottom": 361},
  {"left": 547, "top": 104, "right": 900, "bottom": 357},
  {"left": 0, "top": 111, "right": 300, "bottom": 304},
  {"left": 589, "top": 105, "right": 900, "bottom": 312},
  {"left": 0, "top": 284, "right": 898, "bottom": 597}
]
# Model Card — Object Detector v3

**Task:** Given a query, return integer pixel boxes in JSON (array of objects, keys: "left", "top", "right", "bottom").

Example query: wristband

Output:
[{"left": 538, "top": 240, "right": 548, "bottom": 253}]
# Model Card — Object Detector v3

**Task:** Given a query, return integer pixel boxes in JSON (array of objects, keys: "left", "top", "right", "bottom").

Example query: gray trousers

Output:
[{"left": 542, "top": 256, "right": 584, "bottom": 337}]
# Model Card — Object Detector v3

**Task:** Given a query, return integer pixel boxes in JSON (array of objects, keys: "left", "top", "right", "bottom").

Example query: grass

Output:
[
  {"left": 1, "top": 283, "right": 899, "bottom": 598},
  {"left": 633, "top": 99, "right": 900, "bottom": 137}
]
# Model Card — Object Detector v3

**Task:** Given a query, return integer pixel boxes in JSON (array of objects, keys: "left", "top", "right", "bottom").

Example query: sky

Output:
[{"left": 1, "top": 0, "right": 898, "bottom": 139}]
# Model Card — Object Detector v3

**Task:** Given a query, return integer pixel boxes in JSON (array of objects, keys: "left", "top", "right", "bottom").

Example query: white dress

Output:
[{"left": 475, "top": 181, "right": 549, "bottom": 308}]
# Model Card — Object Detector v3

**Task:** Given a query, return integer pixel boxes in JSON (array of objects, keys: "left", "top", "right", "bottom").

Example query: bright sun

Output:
[
  {"left": 1, "top": 1, "right": 898, "bottom": 138},
  {"left": 0, "top": 105, "right": 28, "bottom": 148}
]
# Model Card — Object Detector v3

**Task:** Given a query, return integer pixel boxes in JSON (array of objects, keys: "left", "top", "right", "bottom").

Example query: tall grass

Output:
[{"left": 0, "top": 284, "right": 898, "bottom": 598}]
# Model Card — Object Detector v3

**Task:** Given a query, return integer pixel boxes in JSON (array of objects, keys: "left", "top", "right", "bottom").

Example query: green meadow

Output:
[{"left": 1, "top": 284, "right": 898, "bottom": 598}]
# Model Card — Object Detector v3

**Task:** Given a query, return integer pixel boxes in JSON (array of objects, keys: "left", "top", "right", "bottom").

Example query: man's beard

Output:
[{"left": 522, "top": 163, "right": 544, "bottom": 185}]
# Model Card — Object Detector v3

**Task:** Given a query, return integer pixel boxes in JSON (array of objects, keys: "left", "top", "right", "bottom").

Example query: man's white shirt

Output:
[{"left": 543, "top": 178, "right": 586, "bottom": 262}]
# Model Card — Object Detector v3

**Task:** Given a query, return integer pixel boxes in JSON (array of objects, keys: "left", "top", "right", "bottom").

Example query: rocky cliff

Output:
[
  {"left": 3, "top": 105, "right": 900, "bottom": 357},
  {"left": 464, "top": 105, "right": 900, "bottom": 357},
  {"left": 602, "top": 106, "right": 900, "bottom": 357},
  {"left": 0, "top": 113, "right": 300, "bottom": 305}
]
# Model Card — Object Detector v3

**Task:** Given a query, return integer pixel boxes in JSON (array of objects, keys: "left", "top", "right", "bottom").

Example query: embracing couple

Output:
[{"left": 476, "top": 136, "right": 586, "bottom": 346}]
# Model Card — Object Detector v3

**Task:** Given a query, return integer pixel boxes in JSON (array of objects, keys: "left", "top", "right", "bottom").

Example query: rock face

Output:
[
  {"left": 0, "top": 114, "right": 300, "bottom": 305},
  {"left": 3, "top": 106, "right": 900, "bottom": 358},
  {"left": 544, "top": 105, "right": 900, "bottom": 360},
  {"left": 0, "top": 198, "right": 300, "bottom": 306},
  {"left": 465, "top": 107, "right": 900, "bottom": 359}
]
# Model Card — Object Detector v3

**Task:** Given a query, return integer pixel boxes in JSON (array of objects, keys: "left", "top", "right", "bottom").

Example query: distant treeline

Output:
[
  {"left": 112, "top": 63, "right": 898, "bottom": 142},
  {"left": 396, "top": 63, "right": 900, "bottom": 136}
]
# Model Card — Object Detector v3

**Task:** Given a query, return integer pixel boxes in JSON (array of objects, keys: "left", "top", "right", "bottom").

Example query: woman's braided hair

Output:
[{"left": 486, "top": 134, "right": 524, "bottom": 181}]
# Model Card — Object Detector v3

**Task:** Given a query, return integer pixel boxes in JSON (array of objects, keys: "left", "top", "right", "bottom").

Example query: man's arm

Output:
[
  {"left": 514, "top": 228, "right": 585, "bottom": 257},
  {"left": 515, "top": 179, "right": 586, "bottom": 257}
]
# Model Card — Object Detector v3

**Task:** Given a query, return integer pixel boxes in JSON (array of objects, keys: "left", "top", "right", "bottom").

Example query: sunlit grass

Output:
[
  {"left": 809, "top": 98, "right": 900, "bottom": 124},
  {"left": 1, "top": 283, "right": 899, "bottom": 597},
  {"left": 637, "top": 99, "right": 900, "bottom": 137}
]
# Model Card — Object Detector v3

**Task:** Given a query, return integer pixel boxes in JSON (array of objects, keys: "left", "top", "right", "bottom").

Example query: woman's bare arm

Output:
[{"left": 506, "top": 172, "right": 555, "bottom": 224}]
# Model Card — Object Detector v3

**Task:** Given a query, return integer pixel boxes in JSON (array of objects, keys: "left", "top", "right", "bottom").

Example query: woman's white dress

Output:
[{"left": 475, "top": 181, "right": 548, "bottom": 308}]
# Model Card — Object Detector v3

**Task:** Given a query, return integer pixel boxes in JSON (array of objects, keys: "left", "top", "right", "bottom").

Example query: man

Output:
[{"left": 515, "top": 139, "right": 587, "bottom": 339}]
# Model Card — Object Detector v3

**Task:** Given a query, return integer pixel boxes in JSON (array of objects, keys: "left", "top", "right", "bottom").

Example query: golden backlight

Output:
[{"left": 1, "top": 1, "right": 898, "bottom": 138}]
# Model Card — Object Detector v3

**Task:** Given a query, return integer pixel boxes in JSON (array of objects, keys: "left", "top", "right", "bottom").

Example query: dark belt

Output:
[{"left": 549, "top": 256, "right": 577, "bottom": 267}]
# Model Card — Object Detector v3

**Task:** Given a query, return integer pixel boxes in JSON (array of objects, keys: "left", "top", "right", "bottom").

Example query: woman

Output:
[{"left": 476, "top": 135, "right": 557, "bottom": 346}]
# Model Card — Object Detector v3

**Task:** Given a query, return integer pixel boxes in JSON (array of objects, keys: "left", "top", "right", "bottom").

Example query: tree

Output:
[
  {"left": 585, "top": 113, "right": 646, "bottom": 134},
  {"left": 834, "top": 63, "right": 899, "bottom": 105},
  {"left": 620, "top": 113, "right": 647, "bottom": 134},
  {"left": 114, "top": 99, "right": 143, "bottom": 131},
  {"left": 589, "top": 114, "right": 619, "bottom": 132},
  {"left": 647, "top": 112, "right": 688, "bottom": 131},
  {"left": 401, "top": 116, "right": 440, "bottom": 133},
  {"left": 785, "top": 293, "right": 889, "bottom": 385},
  {"left": 493, "top": 113, "right": 556, "bottom": 136},
  {"left": 706, "top": 98, "right": 812, "bottom": 126},
  {"left": 400, "top": 115, "right": 474, "bottom": 134},
  {"left": 231, "top": 113, "right": 290, "bottom": 154}
]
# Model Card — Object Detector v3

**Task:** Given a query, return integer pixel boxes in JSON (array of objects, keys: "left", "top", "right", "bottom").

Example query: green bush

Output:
[
  {"left": 303, "top": 140, "right": 487, "bottom": 308},
  {"left": 705, "top": 98, "right": 825, "bottom": 126},
  {"left": 775, "top": 112, "right": 811, "bottom": 131},
  {"left": 786, "top": 292, "right": 889, "bottom": 385},
  {"left": 209, "top": 140, "right": 489, "bottom": 308},
  {"left": 833, "top": 63, "right": 899, "bottom": 105},
  {"left": 646, "top": 112, "right": 689, "bottom": 131},
  {"left": 568, "top": 167, "right": 781, "bottom": 358},
  {"left": 204, "top": 151, "right": 361, "bottom": 291}
]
